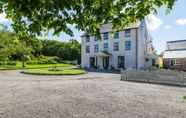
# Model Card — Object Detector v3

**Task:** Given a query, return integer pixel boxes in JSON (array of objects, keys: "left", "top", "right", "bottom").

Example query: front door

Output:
[
  {"left": 90, "top": 57, "right": 95, "bottom": 68},
  {"left": 118, "top": 56, "right": 125, "bottom": 69},
  {"left": 103, "top": 57, "right": 109, "bottom": 69}
]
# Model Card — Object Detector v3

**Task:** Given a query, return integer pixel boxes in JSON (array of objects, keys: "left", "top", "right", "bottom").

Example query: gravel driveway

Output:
[{"left": 0, "top": 70, "right": 186, "bottom": 118}]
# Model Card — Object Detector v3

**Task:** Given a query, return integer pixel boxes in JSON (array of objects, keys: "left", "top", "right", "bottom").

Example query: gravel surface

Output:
[{"left": 0, "top": 70, "right": 186, "bottom": 118}]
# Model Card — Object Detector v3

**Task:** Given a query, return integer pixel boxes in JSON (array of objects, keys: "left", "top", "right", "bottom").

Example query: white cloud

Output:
[
  {"left": 176, "top": 18, "right": 186, "bottom": 25},
  {"left": 146, "top": 14, "right": 163, "bottom": 31},
  {"left": 164, "top": 25, "right": 172, "bottom": 29}
]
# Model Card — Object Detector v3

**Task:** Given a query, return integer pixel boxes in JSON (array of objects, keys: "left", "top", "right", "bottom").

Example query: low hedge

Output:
[
  {"left": 21, "top": 68, "right": 87, "bottom": 75},
  {"left": 26, "top": 56, "right": 59, "bottom": 65},
  {"left": 0, "top": 61, "right": 17, "bottom": 66}
]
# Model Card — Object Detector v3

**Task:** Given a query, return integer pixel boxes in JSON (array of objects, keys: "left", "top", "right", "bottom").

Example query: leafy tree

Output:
[
  {"left": 14, "top": 41, "right": 32, "bottom": 67},
  {"left": 0, "top": 32, "right": 18, "bottom": 60},
  {"left": 0, "top": 31, "right": 36, "bottom": 66},
  {"left": 41, "top": 39, "right": 81, "bottom": 63},
  {"left": 0, "top": 0, "right": 175, "bottom": 37}
]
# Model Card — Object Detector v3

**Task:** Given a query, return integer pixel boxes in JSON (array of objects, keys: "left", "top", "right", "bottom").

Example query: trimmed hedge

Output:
[
  {"left": 21, "top": 68, "right": 87, "bottom": 75},
  {"left": 26, "top": 56, "right": 59, "bottom": 65},
  {"left": 0, "top": 61, "right": 17, "bottom": 65}
]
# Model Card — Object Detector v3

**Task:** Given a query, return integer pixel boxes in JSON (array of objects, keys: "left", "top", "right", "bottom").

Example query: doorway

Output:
[
  {"left": 90, "top": 57, "right": 98, "bottom": 68},
  {"left": 103, "top": 57, "right": 109, "bottom": 69},
  {"left": 90, "top": 57, "right": 95, "bottom": 68}
]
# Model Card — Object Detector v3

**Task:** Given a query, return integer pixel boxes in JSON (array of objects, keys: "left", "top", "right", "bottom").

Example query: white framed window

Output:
[
  {"left": 103, "top": 32, "right": 109, "bottom": 40},
  {"left": 103, "top": 43, "right": 108, "bottom": 51},
  {"left": 86, "top": 45, "right": 90, "bottom": 53},
  {"left": 114, "top": 42, "right": 119, "bottom": 51},
  {"left": 170, "top": 59, "right": 176, "bottom": 66},
  {"left": 114, "top": 32, "right": 119, "bottom": 39},
  {"left": 125, "top": 41, "right": 131, "bottom": 50},
  {"left": 85, "top": 36, "right": 90, "bottom": 42},
  {"left": 94, "top": 44, "right": 99, "bottom": 53},
  {"left": 125, "top": 29, "right": 131, "bottom": 38}
]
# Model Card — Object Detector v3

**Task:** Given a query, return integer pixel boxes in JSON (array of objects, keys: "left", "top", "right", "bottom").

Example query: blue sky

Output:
[
  {"left": 149, "top": 0, "right": 186, "bottom": 54},
  {"left": 0, "top": 0, "right": 186, "bottom": 54}
]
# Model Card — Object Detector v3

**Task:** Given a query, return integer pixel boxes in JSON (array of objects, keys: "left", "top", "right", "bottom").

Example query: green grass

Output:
[
  {"left": 183, "top": 96, "right": 186, "bottom": 100},
  {"left": 22, "top": 68, "right": 86, "bottom": 75},
  {"left": 0, "top": 62, "right": 73, "bottom": 70}
]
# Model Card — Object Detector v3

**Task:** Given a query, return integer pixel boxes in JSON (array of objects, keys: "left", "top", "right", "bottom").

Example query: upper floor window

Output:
[
  {"left": 85, "top": 35, "right": 90, "bottom": 42},
  {"left": 125, "top": 29, "right": 131, "bottom": 38},
  {"left": 114, "top": 32, "right": 119, "bottom": 39},
  {"left": 103, "top": 43, "right": 108, "bottom": 51},
  {"left": 94, "top": 44, "right": 99, "bottom": 53},
  {"left": 114, "top": 42, "right": 119, "bottom": 51},
  {"left": 86, "top": 45, "right": 90, "bottom": 53},
  {"left": 94, "top": 36, "right": 98, "bottom": 41},
  {"left": 103, "top": 32, "right": 109, "bottom": 40},
  {"left": 125, "top": 41, "right": 131, "bottom": 50}
]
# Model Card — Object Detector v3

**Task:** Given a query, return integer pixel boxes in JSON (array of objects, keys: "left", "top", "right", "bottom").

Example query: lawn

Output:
[
  {"left": 22, "top": 68, "right": 86, "bottom": 75},
  {"left": 0, "top": 62, "right": 73, "bottom": 70}
]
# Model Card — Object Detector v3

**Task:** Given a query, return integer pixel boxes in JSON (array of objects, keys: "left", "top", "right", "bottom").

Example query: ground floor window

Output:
[
  {"left": 118, "top": 56, "right": 125, "bottom": 68},
  {"left": 152, "top": 59, "right": 156, "bottom": 66},
  {"left": 170, "top": 59, "right": 176, "bottom": 66}
]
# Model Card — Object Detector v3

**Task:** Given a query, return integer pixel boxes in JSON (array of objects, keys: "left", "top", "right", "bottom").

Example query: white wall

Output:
[{"left": 81, "top": 21, "right": 154, "bottom": 70}]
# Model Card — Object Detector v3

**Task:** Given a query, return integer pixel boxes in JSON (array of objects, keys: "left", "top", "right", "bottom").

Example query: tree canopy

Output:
[
  {"left": 0, "top": 29, "right": 81, "bottom": 63},
  {"left": 0, "top": 0, "right": 175, "bottom": 37},
  {"left": 41, "top": 39, "right": 81, "bottom": 63}
]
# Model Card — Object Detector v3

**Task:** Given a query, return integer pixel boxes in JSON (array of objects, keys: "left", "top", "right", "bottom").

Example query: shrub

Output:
[
  {"left": 0, "top": 61, "right": 5, "bottom": 65},
  {"left": 6, "top": 61, "right": 17, "bottom": 65},
  {"left": 183, "top": 96, "right": 186, "bottom": 100},
  {"left": 26, "top": 56, "right": 58, "bottom": 65},
  {"left": 0, "top": 61, "right": 16, "bottom": 65}
]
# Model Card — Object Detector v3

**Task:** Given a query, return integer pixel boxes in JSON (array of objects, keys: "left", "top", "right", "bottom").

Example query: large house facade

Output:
[
  {"left": 81, "top": 21, "right": 156, "bottom": 70},
  {"left": 163, "top": 40, "right": 186, "bottom": 71}
]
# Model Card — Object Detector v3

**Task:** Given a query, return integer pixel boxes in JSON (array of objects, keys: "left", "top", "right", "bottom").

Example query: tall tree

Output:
[
  {"left": 0, "top": 32, "right": 18, "bottom": 60},
  {"left": 0, "top": 0, "right": 175, "bottom": 37}
]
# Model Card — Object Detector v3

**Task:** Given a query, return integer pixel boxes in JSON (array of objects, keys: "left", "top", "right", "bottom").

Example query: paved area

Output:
[{"left": 0, "top": 70, "right": 186, "bottom": 118}]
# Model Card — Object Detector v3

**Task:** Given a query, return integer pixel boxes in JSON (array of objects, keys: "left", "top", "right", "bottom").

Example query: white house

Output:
[{"left": 81, "top": 20, "right": 156, "bottom": 70}]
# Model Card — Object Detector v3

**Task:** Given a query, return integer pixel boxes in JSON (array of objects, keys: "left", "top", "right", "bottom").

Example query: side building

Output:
[
  {"left": 163, "top": 40, "right": 186, "bottom": 71},
  {"left": 81, "top": 21, "right": 156, "bottom": 70}
]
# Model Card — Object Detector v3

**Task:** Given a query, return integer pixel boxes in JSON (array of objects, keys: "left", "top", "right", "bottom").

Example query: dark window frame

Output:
[{"left": 94, "top": 44, "right": 99, "bottom": 53}]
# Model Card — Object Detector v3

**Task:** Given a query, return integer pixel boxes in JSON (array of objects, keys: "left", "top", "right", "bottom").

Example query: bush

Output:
[
  {"left": 6, "top": 61, "right": 17, "bottom": 65},
  {"left": 0, "top": 61, "right": 16, "bottom": 66},
  {"left": 59, "top": 60, "right": 78, "bottom": 65},
  {"left": 26, "top": 56, "right": 58, "bottom": 65},
  {"left": 0, "top": 61, "right": 5, "bottom": 65},
  {"left": 26, "top": 60, "right": 39, "bottom": 65}
]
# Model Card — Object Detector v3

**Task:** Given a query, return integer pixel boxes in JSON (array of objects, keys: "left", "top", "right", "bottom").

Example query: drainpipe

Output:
[{"left": 135, "top": 28, "right": 138, "bottom": 69}]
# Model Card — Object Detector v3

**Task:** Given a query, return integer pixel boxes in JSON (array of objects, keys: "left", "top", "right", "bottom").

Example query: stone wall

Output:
[{"left": 121, "top": 69, "right": 186, "bottom": 86}]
